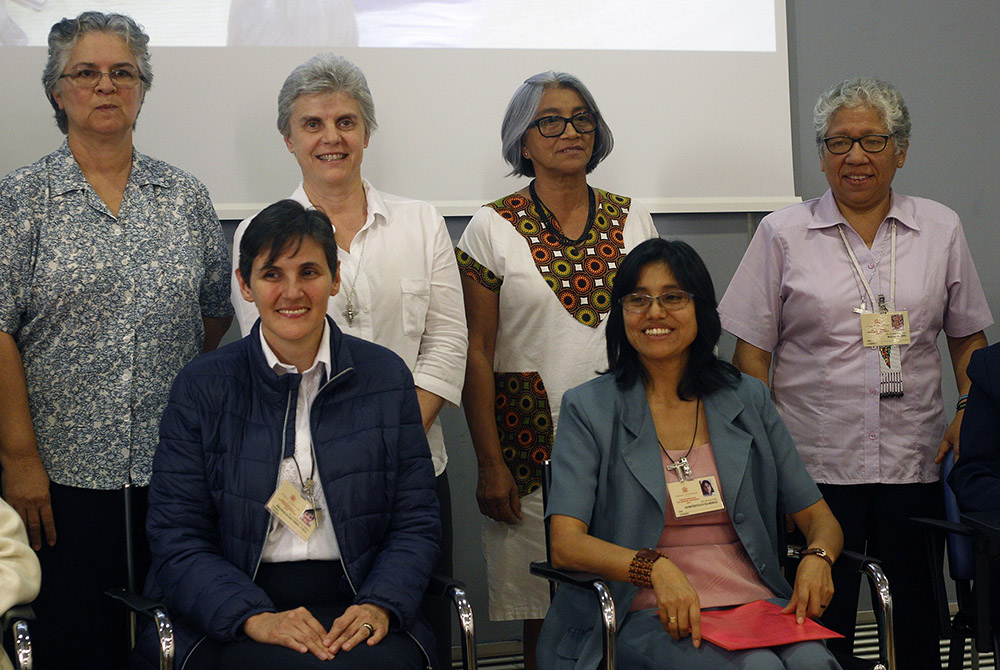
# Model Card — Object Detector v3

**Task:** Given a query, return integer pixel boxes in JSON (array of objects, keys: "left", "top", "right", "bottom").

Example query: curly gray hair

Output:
[
  {"left": 814, "top": 77, "right": 911, "bottom": 157},
  {"left": 42, "top": 11, "right": 152, "bottom": 135}
]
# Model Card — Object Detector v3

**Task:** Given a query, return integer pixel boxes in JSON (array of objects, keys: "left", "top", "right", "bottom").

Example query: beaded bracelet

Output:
[
  {"left": 628, "top": 549, "right": 667, "bottom": 589},
  {"left": 957, "top": 394, "right": 969, "bottom": 411}
]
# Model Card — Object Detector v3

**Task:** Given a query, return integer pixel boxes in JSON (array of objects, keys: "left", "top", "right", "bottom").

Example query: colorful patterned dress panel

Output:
[
  {"left": 494, "top": 371, "right": 553, "bottom": 497},
  {"left": 486, "top": 190, "right": 631, "bottom": 328},
  {"left": 455, "top": 247, "right": 502, "bottom": 295}
]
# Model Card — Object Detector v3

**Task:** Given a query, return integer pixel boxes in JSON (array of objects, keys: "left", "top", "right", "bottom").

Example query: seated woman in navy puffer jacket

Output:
[{"left": 137, "top": 199, "right": 441, "bottom": 669}]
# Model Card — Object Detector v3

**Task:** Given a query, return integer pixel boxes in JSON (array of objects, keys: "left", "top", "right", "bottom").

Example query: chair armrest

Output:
[
  {"left": 425, "top": 575, "right": 477, "bottom": 670},
  {"left": 911, "top": 516, "right": 972, "bottom": 537},
  {"left": 530, "top": 561, "right": 617, "bottom": 670},
  {"left": 426, "top": 574, "right": 465, "bottom": 600},
  {"left": 106, "top": 589, "right": 175, "bottom": 670},
  {"left": 106, "top": 588, "right": 168, "bottom": 619},
  {"left": 530, "top": 560, "right": 609, "bottom": 591},
  {"left": 1, "top": 605, "right": 34, "bottom": 630},
  {"left": 832, "top": 549, "right": 882, "bottom": 574}
]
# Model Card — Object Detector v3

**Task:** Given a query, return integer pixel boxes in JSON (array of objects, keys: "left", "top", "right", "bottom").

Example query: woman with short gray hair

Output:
[
  {"left": 456, "top": 71, "right": 656, "bottom": 668},
  {"left": 229, "top": 53, "right": 467, "bottom": 670},
  {"left": 0, "top": 10, "right": 233, "bottom": 669},
  {"left": 719, "top": 76, "right": 992, "bottom": 669}
]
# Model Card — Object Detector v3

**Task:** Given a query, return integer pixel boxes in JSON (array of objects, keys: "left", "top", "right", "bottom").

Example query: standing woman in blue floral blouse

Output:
[{"left": 0, "top": 12, "right": 233, "bottom": 669}]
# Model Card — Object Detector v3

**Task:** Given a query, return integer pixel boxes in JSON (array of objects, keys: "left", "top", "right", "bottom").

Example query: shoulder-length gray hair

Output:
[
  {"left": 813, "top": 77, "right": 911, "bottom": 157},
  {"left": 42, "top": 11, "right": 152, "bottom": 135},
  {"left": 277, "top": 53, "right": 377, "bottom": 139},
  {"left": 501, "top": 71, "right": 614, "bottom": 178}
]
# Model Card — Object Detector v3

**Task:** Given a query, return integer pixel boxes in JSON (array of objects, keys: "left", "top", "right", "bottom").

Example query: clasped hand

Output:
[
  {"left": 476, "top": 461, "right": 522, "bottom": 525},
  {"left": 244, "top": 603, "right": 389, "bottom": 660}
]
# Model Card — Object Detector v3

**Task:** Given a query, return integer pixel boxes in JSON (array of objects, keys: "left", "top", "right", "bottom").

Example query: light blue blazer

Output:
[{"left": 538, "top": 372, "right": 822, "bottom": 669}]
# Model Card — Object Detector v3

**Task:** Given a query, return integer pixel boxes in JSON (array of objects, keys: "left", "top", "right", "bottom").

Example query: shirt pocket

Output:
[{"left": 400, "top": 278, "right": 431, "bottom": 337}]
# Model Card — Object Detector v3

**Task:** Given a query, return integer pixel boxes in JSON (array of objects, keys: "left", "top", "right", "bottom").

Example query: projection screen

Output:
[{"left": 0, "top": 0, "right": 798, "bottom": 217}]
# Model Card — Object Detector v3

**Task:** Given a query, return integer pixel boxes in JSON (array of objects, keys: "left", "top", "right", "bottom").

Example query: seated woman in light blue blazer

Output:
[{"left": 539, "top": 238, "right": 845, "bottom": 670}]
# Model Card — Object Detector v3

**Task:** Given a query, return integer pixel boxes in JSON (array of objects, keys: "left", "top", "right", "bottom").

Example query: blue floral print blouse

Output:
[{"left": 0, "top": 142, "right": 234, "bottom": 489}]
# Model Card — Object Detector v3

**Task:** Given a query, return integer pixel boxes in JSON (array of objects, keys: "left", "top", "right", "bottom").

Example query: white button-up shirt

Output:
[
  {"left": 259, "top": 321, "right": 342, "bottom": 562},
  {"left": 232, "top": 181, "right": 467, "bottom": 475}
]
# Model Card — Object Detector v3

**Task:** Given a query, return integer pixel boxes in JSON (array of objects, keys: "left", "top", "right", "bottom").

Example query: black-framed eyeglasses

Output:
[
  {"left": 59, "top": 66, "right": 144, "bottom": 89},
  {"left": 529, "top": 111, "right": 598, "bottom": 138},
  {"left": 621, "top": 290, "right": 695, "bottom": 313},
  {"left": 822, "top": 134, "right": 891, "bottom": 155}
]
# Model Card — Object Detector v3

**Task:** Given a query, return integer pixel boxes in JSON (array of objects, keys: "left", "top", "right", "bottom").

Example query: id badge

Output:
[
  {"left": 265, "top": 480, "right": 317, "bottom": 541},
  {"left": 667, "top": 475, "right": 725, "bottom": 518},
  {"left": 860, "top": 310, "right": 910, "bottom": 347}
]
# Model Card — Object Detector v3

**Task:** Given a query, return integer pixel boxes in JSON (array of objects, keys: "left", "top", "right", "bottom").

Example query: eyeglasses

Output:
[
  {"left": 530, "top": 111, "right": 598, "bottom": 138},
  {"left": 621, "top": 290, "right": 695, "bottom": 313},
  {"left": 822, "top": 134, "right": 891, "bottom": 155},
  {"left": 59, "top": 66, "right": 143, "bottom": 89}
]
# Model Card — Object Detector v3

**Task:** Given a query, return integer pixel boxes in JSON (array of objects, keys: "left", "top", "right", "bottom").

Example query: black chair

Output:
[
  {"left": 913, "top": 458, "right": 999, "bottom": 670},
  {"left": 1, "top": 605, "right": 33, "bottom": 670},
  {"left": 530, "top": 460, "right": 896, "bottom": 670},
  {"left": 108, "top": 574, "right": 478, "bottom": 670}
]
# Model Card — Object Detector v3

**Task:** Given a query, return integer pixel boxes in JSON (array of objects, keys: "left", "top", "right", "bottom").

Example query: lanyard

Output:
[{"left": 838, "top": 221, "right": 896, "bottom": 311}]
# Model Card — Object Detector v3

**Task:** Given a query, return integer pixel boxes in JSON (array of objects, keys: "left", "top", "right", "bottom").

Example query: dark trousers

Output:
[
  {"left": 28, "top": 483, "right": 150, "bottom": 670},
  {"left": 422, "top": 470, "right": 453, "bottom": 670},
  {"left": 186, "top": 561, "right": 424, "bottom": 669},
  {"left": 819, "top": 482, "right": 944, "bottom": 670}
]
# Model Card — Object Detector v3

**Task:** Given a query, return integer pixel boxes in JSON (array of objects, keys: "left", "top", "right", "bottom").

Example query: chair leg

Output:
[
  {"left": 946, "top": 635, "right": 962, "bottom": 670},
  {"left": 591, "top": 581, "right": 616, "bottom": 670},
  {"left": 448, "top": 585, "right": 477, "bottom": 670},
  {"left": 13, "top": 620, "right": 31, "bottom": 670}
]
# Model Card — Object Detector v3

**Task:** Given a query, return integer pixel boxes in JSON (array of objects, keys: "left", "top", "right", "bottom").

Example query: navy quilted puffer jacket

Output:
[{"left": 136, "top": 318, "right": 440, "bottom": 668}]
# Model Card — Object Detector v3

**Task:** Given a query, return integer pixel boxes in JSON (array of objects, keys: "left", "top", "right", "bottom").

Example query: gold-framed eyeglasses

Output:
[
  {"left": 621, "top": 290, "right": 695, "bottom": 313},
  {"left": 822, "top": 134, "right": 891, "bottom": 155},
  {"left": 530, "top": 111, "right": 598, "bottom": 138},
  {"left": 59, "top": 66, "right": 143, "bottom": 89}
]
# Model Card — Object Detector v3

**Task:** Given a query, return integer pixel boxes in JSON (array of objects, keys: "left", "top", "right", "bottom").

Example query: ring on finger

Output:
[
  {"left": 667, "top": 616, "right": 678, "bottom": 623},
  {"left": 362, "top": 622, "right": 375, "bottom": 637}
]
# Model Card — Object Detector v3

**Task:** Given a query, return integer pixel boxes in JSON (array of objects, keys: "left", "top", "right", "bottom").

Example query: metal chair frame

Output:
[
  {"left": 913, "top": 458, "right": 1000, "bottom": 670},
  {"left": 1, "top": 605, "right": 34, "bottom": 670},
  {"left": 531, "top": 459, "right": 896, "bottom": 670},
  {"left": 108, "top": 574, "right": 477, "bottom": 670}
]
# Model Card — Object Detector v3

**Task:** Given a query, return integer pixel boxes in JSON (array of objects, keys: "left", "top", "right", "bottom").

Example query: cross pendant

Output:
[
  {"left": 666, "top": 457, "right": 692, "bottom": 482},
  {"left": 343, "top": 304, "right": 356, "bottom": 325}
]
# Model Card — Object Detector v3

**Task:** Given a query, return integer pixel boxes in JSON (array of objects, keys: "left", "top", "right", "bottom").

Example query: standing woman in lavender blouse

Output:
[
  {"left": 0, "top": 12, "right": 233, "bottom": 669},
  {"left": 718, "top": 77, "right": 992, "bottom": 669}
]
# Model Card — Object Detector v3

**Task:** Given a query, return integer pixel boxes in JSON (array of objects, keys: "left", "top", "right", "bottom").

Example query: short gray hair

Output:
[
  {"left": 814, "top": 77, "right": 911, "bottom": 157},
  {"left": 277, "top": 54, "right": 377, "bottom": 138},
  {"left": 42, "top": 11, "right": 152, "bottom": 135},
  {"left": 501, "top": 71, "right": 614, "bottom": 178}
]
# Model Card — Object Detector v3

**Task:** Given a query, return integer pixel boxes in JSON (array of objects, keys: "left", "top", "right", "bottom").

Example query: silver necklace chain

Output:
[{"left": 342, "top": 232, "right": 369, "bottom": 326}]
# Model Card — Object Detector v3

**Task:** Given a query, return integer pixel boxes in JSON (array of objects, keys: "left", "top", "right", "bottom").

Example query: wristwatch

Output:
[{"left": 799, "top": 546, "right": 834, "bottom": 568}]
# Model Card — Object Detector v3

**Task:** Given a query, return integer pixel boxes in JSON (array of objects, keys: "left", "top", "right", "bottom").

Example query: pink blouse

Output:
[{"left": 629, "top": 441, "right": 774, "bottom": 612}]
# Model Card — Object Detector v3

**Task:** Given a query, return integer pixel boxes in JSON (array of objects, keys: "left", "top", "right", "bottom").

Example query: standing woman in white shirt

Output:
[
  {"left": 456, "top": 71, "right": 658, "bottom": 669},
  {"left": 229, "top": 54, "right": 467, "bottom": 669}
]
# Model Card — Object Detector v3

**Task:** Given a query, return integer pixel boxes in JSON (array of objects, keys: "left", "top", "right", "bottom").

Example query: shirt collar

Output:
[
  {"left": 291, "top": 178, "right": 389, "bottom": 234},
  {"left": 48, "top": 140, "right": 169, "bottom": 197},
  {"left": 807, "top": 188, "right": 921, "bottom": 233},
  {"left": 258, "top": 319, "right": 332, "bottom": 379}
]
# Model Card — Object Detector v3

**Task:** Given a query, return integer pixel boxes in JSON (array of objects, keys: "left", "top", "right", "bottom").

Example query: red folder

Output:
[{"left": 698, "top": 599, "right": 843, "bottom": 651}]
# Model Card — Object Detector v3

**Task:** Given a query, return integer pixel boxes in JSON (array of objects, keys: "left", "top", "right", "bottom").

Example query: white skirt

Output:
[{"left": 481, "top": 488, "right": 551, "bottom": 620}]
